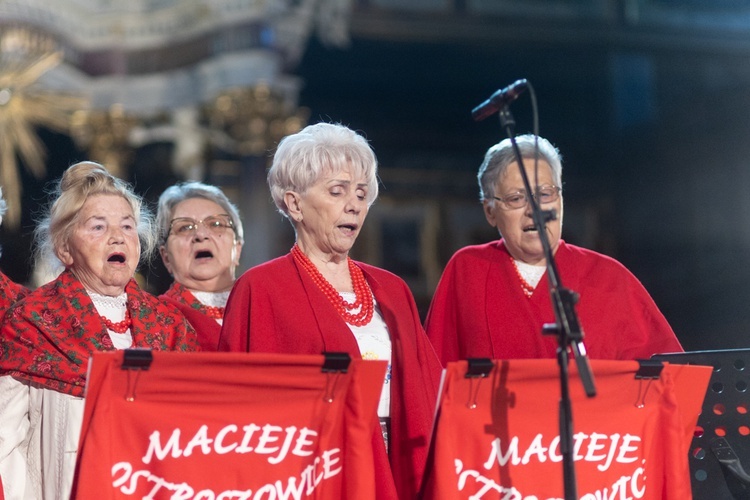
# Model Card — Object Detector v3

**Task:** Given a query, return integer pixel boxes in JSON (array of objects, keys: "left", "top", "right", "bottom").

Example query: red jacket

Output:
[{"left": 218, "top": 253, "right": 443, "bottom": 499}]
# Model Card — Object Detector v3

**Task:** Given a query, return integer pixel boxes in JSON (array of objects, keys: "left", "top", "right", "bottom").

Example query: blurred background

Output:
[{"left": 1, "top": 0, "right": 748, "bottom": 351}]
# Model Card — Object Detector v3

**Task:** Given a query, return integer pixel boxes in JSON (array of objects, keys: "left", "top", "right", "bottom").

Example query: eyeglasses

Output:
[
  {"left": 492, "top": 185, "right": 561, "bottom": 210},
  {"left": 169, "top": 214, "right": 235, "bottom": 238}
]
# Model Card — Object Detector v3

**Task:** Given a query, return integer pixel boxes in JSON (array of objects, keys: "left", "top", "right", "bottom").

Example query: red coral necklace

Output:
[
  {"left": 199, "top": 304, "right": 225, "bottom": 319},
  {"left": 292, "top": 244, "right": 374, "bottom": 326},
  {"left": 101, "top": 309, "right": 132, "bottom": 334},
  {"left": 510, "top": 256, "right": 536, "bottom": 298}
]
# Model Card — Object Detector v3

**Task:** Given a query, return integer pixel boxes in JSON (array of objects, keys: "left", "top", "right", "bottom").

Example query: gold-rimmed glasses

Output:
[
  {"left": 492, "top": 185, "right": 561, "bottom": 210},
  {"left": 169, "top": 214, "right": 235, "bottom": 238}
]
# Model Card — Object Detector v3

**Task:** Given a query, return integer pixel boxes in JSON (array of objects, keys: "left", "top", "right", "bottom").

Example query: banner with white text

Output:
[
  {"left": 72, "top": 351, "right": 386, "bottom": 500},
  {"left": 421, "top": 359, "right": 711, "bottom": 500}
]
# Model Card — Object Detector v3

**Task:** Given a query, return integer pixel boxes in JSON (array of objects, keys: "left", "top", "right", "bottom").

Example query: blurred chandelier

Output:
[
  {"left": 0, "top": 28, "right": 85, "bottom": 228},
  {"left": 204, "top": 85, "right": 310, "bottom": 158}
]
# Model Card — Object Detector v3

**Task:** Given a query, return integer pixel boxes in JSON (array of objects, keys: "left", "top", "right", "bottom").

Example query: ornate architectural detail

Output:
[
  {"left": 0, "top": 0, "right": 353, "bottom": 242},
  {"left": 203, "top": 84, "right": 309, "bottom": 158},
  {"left": 69, "top": 104, "right": 140, "bottom": 180},
  {"left": 122, "top": 84, "right": 309, "bottom": 181},
  {"left": 0, "top": 1, "right": 353, "bottom": 72},
  {"left": 0, "top": 27, "right": 86, "bottom": 228}
]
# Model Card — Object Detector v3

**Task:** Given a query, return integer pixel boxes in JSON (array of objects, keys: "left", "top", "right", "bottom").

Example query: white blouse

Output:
[{"left": 343, "top": 292, "right": 392, "bottom": 419}]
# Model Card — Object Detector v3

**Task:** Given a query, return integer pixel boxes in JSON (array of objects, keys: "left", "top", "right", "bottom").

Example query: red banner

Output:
[
  {"left": 72, "top": 351, "right": 386, "bottom": 500},
  {"left": 422, "top": 359, "right": 711, "bottom": 499}
]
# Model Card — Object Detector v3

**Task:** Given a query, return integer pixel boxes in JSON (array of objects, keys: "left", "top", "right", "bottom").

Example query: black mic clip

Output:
[{"left": 471, "top": 79, "right": 528, "bottom": 122}]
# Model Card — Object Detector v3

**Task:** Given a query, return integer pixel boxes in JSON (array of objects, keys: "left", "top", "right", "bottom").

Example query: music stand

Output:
[
  {"left": 652, "top": 349, "right": 750, "bottom": 500},
  {"left": 71, "top": 350, "right": 387, "bottom": 499},
  {"left": 421, "top": 358, "right": 710, "bottom": 499}
]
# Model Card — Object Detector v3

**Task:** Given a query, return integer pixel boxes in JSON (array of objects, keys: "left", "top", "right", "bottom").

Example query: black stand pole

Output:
[{"left": 497, "top": 106, "right": 597, "bottom": 500}]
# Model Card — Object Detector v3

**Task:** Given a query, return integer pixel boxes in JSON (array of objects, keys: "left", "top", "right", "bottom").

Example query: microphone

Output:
[{"left": 471, "top": 79, "right": 528, "bottom": 122}]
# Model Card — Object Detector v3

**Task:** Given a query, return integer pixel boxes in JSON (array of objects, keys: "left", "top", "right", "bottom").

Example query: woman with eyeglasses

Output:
[
  {"left": 156, "top": 181, "right": 244, "bottom": 351},
  {"left": 425, "top": 134, "right": 683, "bottom": 363}
]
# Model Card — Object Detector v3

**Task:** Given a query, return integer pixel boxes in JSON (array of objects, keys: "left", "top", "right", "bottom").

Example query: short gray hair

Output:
[
  {"left": 156, "top": 182, "right": 243, "bottom": 246},
  {"left": 478, "top": 134, "right": 562, "bottom": 202},
  {"left": 267, "top": 122, "right": 379, "bottom": 219}
]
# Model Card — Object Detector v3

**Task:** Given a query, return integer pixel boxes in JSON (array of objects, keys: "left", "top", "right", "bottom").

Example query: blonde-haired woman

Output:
[{"left": 0, "top": 161, "right": 198, "bottom": 500}]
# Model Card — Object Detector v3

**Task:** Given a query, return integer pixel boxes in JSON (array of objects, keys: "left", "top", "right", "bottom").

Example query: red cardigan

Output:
[
  {"left": 218, "top": 253, "right": 443, "bottom": 500},
  {"left": 425, "top": 240, "right": 684, "bottom": 364}
]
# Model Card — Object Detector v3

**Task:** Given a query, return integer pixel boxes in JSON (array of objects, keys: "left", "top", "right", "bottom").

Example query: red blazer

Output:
[
  {"left": 218, "top": 253, "right": 443, "bottom": 500},
  {"left": 425, "top": 240, "right": 684, "bottom": 364}
]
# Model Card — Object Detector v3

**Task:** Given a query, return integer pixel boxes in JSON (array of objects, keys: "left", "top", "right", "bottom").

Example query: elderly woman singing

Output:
[
  {"left": 425, "top": 134, "right": 683, "bottom": 363},
  {"left": 157, "top": 181, "right": 243, "bottom": 351},
  {"left": 218, "top": 122, "right": 442, "bottom": 499},
  {"left": 0, "top": 161, "right": 198, "bottom": 500}
]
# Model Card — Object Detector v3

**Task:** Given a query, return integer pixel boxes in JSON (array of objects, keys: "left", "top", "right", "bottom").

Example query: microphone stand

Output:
[{"left": 496, "top": 105, "right": 597, "bottom": 500}]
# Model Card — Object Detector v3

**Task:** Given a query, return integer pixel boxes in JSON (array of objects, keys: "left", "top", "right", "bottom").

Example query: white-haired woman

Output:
[
  {"left": 0, "top": 162, "right": 199, "bottom": 500},
  {"left": 218, "top": 122, "right": 442, "bottom": 500},
  {"left": 425, "top": 134, "right": 683, "bottom": 362}
]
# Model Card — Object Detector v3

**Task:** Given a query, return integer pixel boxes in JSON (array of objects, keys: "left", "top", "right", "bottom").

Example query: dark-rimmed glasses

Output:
[
  {"left": 492, "top": 185, "right": 561, "bottom": 210},
  {"left": 169, "top": 214, "right": 235, "bottom": 238}
]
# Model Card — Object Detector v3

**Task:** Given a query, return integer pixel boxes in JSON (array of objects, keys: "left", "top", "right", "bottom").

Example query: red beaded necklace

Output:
[
  {"left": 199, "top": 304, "right": 225, "bottom": 319},
  {"left": 292, "top": 244, "right": 374, "bottom": 326},
  {"left": 509, "top": 256, "right": 535, "bottom": 298},
  {"left": 101, "top": 309, "right": 132, "bottom": 334}
]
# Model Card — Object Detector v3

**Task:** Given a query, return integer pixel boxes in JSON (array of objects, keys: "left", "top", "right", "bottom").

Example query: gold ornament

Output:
[
  {"left": 0, "top": 27, "right": 86, "bottom": 228},
  {"left": 204, "top": 84, "right": 309, "bottom": 159},
  {"left": 70, "top": 104, "right": 140, "bottom": 180}
]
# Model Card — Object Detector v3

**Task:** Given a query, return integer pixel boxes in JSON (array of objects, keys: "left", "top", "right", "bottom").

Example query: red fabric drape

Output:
[
  {"left": 71, "top": 351, "right": 385, "bottom": 499},
  {"left": 422, "top": 359, "right": 711, "bottom": 499}
]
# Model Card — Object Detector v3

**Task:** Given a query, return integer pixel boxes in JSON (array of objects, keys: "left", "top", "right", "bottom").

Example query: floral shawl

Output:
[
  {"left": 0, "top": 269, "right": 199, "bottom": 397},
  {"left": 160, "top": 282, "right": 223, "bottom": 352},
  {"left": 0, "top": 271, "right": 29, "bottom": 315}
]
